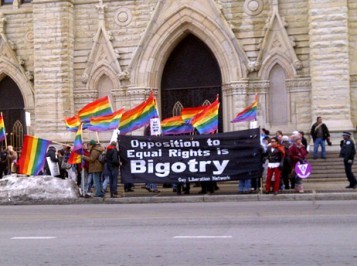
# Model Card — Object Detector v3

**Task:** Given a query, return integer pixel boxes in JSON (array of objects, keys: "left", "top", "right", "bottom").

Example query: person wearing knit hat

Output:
[
  {"left": 83, "top": 140, "right": 105, "bottom": 198},
  {"left": 340, "top": 131, "right": 357, "bottom": 188}
]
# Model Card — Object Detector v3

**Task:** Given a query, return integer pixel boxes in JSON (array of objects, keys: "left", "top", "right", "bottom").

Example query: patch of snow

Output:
[{"left": 0, "top": 175, "right": 79, "bottom": 204}]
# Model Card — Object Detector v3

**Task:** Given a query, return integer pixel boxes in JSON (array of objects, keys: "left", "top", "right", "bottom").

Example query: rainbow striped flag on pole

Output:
[
  {"left": 18, "top": 135, "right": 52, "bottom": 176},
  {"left": 73, "top": 123, "right": 83, "bottom": 152},
  {"left": 119, "top": 91, "right": 159, "bottom": 135},
  {"left": 181, "top": 106, "right": 206, "bottom": 123},
  {"left": 64, "top": 115, "right": 81, "bottom": 132},
  {"left": 0, "top": 113, "right": 5, "bottom": 142},
  {"left": 161, "top": 116, "right": 194, "bottom": 135},
  {"left": 191, "top": 96, "right": 220, "bottom": 134},
  {"left": 68, "top": 150, "right": 82, "bottom": 165},
  {"left": 231, "top": 94, "right": 258, "bottom": 123},
  {"left": 78, "top": 96, "right": 113, "bottom": 122},
  {"left": 87, "top": 108, "right": 125, "bottom": 132}
]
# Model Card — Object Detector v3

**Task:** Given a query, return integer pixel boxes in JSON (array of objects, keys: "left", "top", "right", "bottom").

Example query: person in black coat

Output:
[
  {"left": 340, "top": 132, "right": 357, "bottom": 188},
  {"left": 106, "top": 141, "right": 120, "bottom": 197},
  {"left": 44, "top": 146, "right": 59, "bottom": 176},
  {"left": 0, "top": 146, "right": 8, "bottom": 178}
]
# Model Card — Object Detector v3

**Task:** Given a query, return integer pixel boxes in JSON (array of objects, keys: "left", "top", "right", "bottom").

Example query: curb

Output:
[{"left": 1, "top": 191, "right": 357, "bottom": 205}]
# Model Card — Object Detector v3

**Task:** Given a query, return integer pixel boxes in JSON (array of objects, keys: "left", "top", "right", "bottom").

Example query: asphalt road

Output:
[{"left": 1, "top": 201, "right": 357, "bottom": 266}]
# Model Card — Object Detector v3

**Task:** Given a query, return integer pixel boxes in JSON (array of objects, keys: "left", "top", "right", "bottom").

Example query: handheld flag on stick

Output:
[
  {"left": 18, "top": 135, "right": 52, "bottom": 176},
  {"left": 119, "top": 91, "right": 159, "bottom": 135},
  {"left": 87, "top": 108, "right": 125, "bottom": 132},
  {"left": 68, "top": 150, "right": 82, "bottom": 165},
  {"left": 0, "top": 112, "right": 6, "bottom": 143},
  {"left": 161, "top": 116, "right": 194, "bottom": 136},
  {"left": 64, "top": 115, "right": 81, "bottom": 132},
  {"left": 78, "top": 96, "right": 113, "bottom": 122},
  {"left": 181, "top": 106, "right": 206, "bottom": 123},
  {"left": 73, "top": 123, "right": 83, "bottom": 152},
  {"left": 191, "top": 96, "right": 220, "bottom": 134},
  {"left": 231, "top": 94, "right": 258, "bottom": 123}
]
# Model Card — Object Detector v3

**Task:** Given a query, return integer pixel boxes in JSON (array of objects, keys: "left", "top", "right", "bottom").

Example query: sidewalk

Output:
[{"left": 77, "top": 178, "right": 357, "bottom": 204}]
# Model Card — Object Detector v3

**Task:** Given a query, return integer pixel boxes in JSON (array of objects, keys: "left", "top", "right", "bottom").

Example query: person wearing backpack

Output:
[
  {"left": 105, "top": 141, "right": 120, "bottom": 198},
  {"left": 83, "top": 140, "right": 104, "bottom": 198}
]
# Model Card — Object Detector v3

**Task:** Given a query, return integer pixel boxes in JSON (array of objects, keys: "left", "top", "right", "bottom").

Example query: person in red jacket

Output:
[
  {"left": 289, "top": 135, "right": 308, "bottom": 193},
  {"left": 265, "top": 137, "right": 284, "bottom": 195}
]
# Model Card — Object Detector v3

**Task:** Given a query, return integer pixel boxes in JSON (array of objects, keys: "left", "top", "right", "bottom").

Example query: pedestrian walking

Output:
[{"left": 339, "top": 132, "right": 357, "bottom": 189}]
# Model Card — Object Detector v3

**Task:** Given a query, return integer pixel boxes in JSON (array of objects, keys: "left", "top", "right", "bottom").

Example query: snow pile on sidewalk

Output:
[{"left": 0, "top": 175, "right": 79, "bottom": 204}]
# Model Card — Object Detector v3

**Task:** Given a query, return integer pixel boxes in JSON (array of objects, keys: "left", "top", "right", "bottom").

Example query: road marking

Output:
[
  {"left": 11, "top": 236, "right": 56, "bottom": 240},
  {"left": 173, "top": 236, "right": 232, "bottom": 239}
]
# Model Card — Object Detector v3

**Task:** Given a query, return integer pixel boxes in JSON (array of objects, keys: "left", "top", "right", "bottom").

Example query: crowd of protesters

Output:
[
  {"left": 239, "top": 128, "right": 310, "bottom": 195},
  {"left": 1, "top": 115, "right": 356, "bottom": 197}
]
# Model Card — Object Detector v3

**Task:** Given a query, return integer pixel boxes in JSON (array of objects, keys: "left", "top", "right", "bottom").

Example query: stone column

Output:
[
  {"left": 308, "top": 0, "right": 353, "bottom": 131},
  {"left": 32, "top": 0, "right": 74, "bottom": 140}
]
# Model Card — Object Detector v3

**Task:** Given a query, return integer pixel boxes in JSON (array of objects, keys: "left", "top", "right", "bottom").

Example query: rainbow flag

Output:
[
  {"left": 64, "top": 115, "right": 81, "bottom": 132},
  {"left": 191, "top": 96, "right": 220, "bottom": 134},
  {"left": 87, "top": 108, "right": 125, "bottom": 132},
  {"left": 119, "top": 91, "right": 159, "bottom": 135},
  {"left": 78, "top": 96, "right": 113, "bottom": 122},
  {"left": 0, "top": 113, "right": 5, "bottom": 142},
  {"left": 181, "top": 106, "right": 206, "bottom": 122},
  {"left": 161, "top": 116, "right": 193, "bottom": 135},
  {"left": 18, "top": 135, "right": 52, "bottom": 176},
  {"left": 73, "top": 123, "right": 83, "bottom": 152},
  {"left": 68, "top": 150, "right": 82, "bottom": 165},
  {"left": 231, "top": 94, "right": 258, "bottom": 123}
]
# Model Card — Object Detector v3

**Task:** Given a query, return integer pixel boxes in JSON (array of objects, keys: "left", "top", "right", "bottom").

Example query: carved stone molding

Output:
[
  {"left": 126, "top": 88, "right": 156, "bottom": 96},
  {"left": 248, "top": 80, "right": 270, "bottom": 92},
  {"left": 115, "top": 7, "right": 132, "bottom": 27},
  {"left": 286, "top": 78, "right": 311, "bottom": 93},
  {"left": 244, "top": 0, "right": 264, "bottom": 16},
  {"left": 73, "top": 91, "right": 98, "bottom": 99}
]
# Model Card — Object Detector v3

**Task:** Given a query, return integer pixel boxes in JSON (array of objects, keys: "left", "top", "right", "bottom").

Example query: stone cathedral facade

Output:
[{"left": 0, "top": 0, "right": 357, "bottom": 147}]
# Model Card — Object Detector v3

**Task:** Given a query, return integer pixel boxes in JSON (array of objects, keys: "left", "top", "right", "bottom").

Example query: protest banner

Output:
[{"left": 118, "top": 128, "right": 262, "bottom": 184}]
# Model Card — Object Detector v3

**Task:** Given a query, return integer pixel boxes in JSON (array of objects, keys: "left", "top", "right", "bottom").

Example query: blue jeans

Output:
[
  {"left": 85, "top": 172, "right": 92, "bottom": 194},
  {"left": 313, "top": 138, "right": 326, "bottom": 158},
  {"left": 238, "top": 179, "right": 251, "bottom": 192},
  {"left": 89, "top": 172, "right": 104, "bottom": 197},
  {"left": 102, "top": 175, "right": 109, "bottom": 192},
  {"left": 108, "top": 167, "right": 118, "bottom": 195}
]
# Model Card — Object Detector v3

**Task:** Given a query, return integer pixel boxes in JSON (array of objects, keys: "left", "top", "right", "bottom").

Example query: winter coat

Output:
[
  {"left": 289, "top": 143, "right": 308, "bottom": 168},
  {"left": 340, "top": 139, "right": 356, "bottom": 161},
  {"left": 44, "top": 146, "right": 59, "bottom": 175},
  {"left": 84, "top": 145, "right": 104, "bottom": 173},
  {"left": 105, "top": 145, "right": 119, "bottom": 170},
  {"left": 310, "top": 122, "right": 330, "bottom": 141}
]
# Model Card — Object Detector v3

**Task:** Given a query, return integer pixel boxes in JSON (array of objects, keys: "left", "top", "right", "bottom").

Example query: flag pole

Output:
[
  {"left": 95, "top": 131, "right": 100, "bottom": 144},
  {"left": 1, "top": 112, "right": 8, "bottom": 148}
]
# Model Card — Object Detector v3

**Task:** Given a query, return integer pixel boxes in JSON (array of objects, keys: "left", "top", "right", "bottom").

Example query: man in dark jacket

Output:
[
  {"left": 105, "top": 141, "right": 120, "bottom": 198},
  {"left": 340, "top": 132, "right": 356, "bottom": 189},
  {"left": 310, "top": 116, "right": 331, "bottom": 159}
]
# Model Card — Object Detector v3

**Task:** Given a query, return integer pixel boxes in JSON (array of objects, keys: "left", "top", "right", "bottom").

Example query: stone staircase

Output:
[{"left": 308, "top": 151, "right": 357, "bottom": 179}]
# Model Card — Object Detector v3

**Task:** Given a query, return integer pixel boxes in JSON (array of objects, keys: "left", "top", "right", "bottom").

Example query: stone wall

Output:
[{"left": 0, "top": 0, "right": 356, "bottom": 142}]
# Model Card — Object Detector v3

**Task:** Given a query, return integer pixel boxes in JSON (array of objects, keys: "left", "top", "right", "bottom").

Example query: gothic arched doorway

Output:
[
  {"left": 161, "top": 34, "right": 223, "bottom": 132},
  {"left": 0, "top": 76, "right": 26, "bottom": 151}
]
